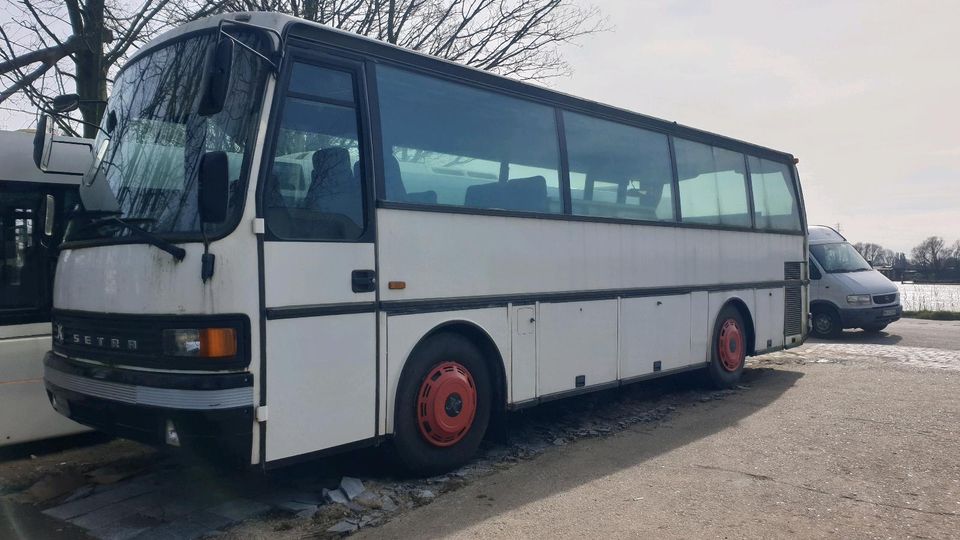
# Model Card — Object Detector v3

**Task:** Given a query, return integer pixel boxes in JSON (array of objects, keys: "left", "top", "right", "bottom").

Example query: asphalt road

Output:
[
  {"left": 363, "top": 319, "right": 960, "bottom": 539},
  {"left": 809, "top": 317, "right": 960, "bottom": 351}
]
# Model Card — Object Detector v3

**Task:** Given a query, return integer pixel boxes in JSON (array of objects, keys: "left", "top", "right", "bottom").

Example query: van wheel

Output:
[
  {"left": 706, "top": 306, "right": 747, "bottom": 389},
  {"left": 393, "top": 333, "right": 491, "bottom": 476},
  {"left": 811, "top": 308, "right": 841, "bottom": 338},
  {"left": 862, "top": 324, "right": 887, "bottom": 334}
]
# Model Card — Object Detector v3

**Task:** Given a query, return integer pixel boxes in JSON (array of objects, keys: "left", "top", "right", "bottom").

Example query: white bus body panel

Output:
[
  {"left": 376, "top": 208, "right": 804, "bottom": 432},
  {"left": 0, "top": 324, "right": 88, "bottom": 444}
]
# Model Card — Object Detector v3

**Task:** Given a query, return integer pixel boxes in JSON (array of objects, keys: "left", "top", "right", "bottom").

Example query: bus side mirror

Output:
[
  {"left": 197, "top": 39, "right": 234, "bottom": 116},
  {"left": 198, "top": 151, "right": 229, "bottom": 223},
  {"left": 42, "top": 194, "right": 56, "bottom": 237},
  {"left": 52, "top": 93, "right": 80, "bottom": 113},
  {"left": 33, "top": 114, "right": 55, "bottom": 171}
]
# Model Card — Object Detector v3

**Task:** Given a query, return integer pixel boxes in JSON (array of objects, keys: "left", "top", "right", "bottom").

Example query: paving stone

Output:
[
  {"left": 323, "top": 487, "right": 349, "bottom": 505},
  {"left": 339, "top": 477, "right": 365, "bottom": 500},
  {"left": 130, "top": 511, "right": 233, "bottom": 540},
  {"left": 44, "top": 477, "right": 159, "bottom": 521},
  {"left": 327, "top": 519, "right": 359, "bottom": 534},
  {"left": 207, "top": 498, "right": 270, "bottom": 522},
  {"left": 70, "top": 492, "right": 160, "bottom": 530},
  {"left": 84, "top": 513, "right": 162, "bottom": 540}
]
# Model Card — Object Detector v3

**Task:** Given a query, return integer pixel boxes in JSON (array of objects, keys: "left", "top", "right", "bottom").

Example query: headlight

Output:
[
  {"left": 846, "top": 294, "right": 872, "bottom": 306},
  {"left": 163, "top": 328, "right": 237, "bottom": 358}
]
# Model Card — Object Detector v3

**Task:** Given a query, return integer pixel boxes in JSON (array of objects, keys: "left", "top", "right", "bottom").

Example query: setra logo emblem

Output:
[{"left": 54, "top": 323, "right": 64, "bottom": 344}]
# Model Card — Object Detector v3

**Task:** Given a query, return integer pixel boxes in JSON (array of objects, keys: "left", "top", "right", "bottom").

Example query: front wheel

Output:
[
  {"left": 811, "top": 308, "right": 842, "bottom": 339},
  {"left": 393, "top": 333, "right": 491, "bottom": 476},
  {"left": 706, "top": 306, "right": 748, "bottom": 389}
]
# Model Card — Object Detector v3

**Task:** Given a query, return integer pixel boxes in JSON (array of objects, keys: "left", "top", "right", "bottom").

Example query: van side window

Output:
[
  {"left": 376, "top": 65, "right": 563, "bottom": 213},
  {"left": 675, "top": 139, "right": 750, "bottom": 228},
  {"left": 809, "top": 261, "right": 822, "bottom": 280}
]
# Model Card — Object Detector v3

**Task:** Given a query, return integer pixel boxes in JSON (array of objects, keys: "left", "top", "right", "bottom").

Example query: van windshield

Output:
[{"left": 809, "top": 242, "right": 872, "bottom": 273}]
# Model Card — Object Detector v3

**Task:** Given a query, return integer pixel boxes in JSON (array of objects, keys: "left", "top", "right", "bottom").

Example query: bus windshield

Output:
[
  {"left": 69, "top": 31, "right": 268, "bottom": 242},
  {"left": 810, "top": 242, "right": 873, "bottom": 273}
]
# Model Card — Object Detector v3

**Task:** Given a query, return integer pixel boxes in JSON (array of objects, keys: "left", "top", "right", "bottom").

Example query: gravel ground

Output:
[{"left": 2, "top": 319, "right": 958, "bottom": 539}]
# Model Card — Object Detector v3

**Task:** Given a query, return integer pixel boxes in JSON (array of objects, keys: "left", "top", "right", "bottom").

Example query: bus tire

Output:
[
  {"left": 811, "top": 307, "right": 842, "bottom": 338},
  {"left": 706, "top": 306, "right": 748, "bottom": 389},
  {"left": 393, "top": 332, "right": 491, "bottom": 476}
]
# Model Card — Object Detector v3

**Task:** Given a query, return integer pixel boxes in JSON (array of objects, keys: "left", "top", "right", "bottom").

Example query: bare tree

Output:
[
  {"left": 852, "top": 242, "right": 893, "bottom": 266},
  {"left": 911, "top": 236, "right": 948, "bottom": 278},
  {"left": 166, "top": 0, "right": 607, "bottom": 82},
  {"left": 0, "top": 0, "right": 175, "bottom": 136}
]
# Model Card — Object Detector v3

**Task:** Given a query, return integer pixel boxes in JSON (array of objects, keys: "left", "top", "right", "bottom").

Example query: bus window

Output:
[
  {"left": 563, "top": 111, "right": 674, "bottom": 221},
  {"left": 748, "top": 156, "right": 801, "bottom": 231},
  {"left": 0, "top": 185, "right": 43, "bottom": 313},
  {"left": 263, "top": 63, "right": 365, "bottom": 241},
  {"left": 675, "top": 138, "right": 751, "bottom": 228},
  {"left": 376, "top": 65, "right": 562, "bottom": 214}
]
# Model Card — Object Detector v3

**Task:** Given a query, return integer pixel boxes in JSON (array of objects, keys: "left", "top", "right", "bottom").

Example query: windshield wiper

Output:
[{"left": 74, "top": 216, "right": 186, "bottom": 261}]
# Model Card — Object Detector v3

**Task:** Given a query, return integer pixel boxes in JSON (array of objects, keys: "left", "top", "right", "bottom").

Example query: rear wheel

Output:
[
  {"left": 706, "top": 306, "right": 748, "bottom": 389},
  {"left": 393, "top": 333, "right": 491, "bottom": 476},
  {"left": 811, "top": 307, "right": 842, "bottom": 338}
]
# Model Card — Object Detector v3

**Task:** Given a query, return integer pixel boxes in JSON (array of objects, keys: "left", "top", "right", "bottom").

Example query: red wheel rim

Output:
[
  {"left": 718, "top": 319, "right": 745, "bottom": 372},
  {"left": 416, "top": 361, "right": 477, "bottom": 447}
]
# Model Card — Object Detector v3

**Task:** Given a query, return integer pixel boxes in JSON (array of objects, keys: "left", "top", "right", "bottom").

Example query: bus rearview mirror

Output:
[
  {"left": 32, "top": 114, "right": 55, "bottom": 171},
  {"left": 198, "top": 39, "right": 234, "bottom": 116},
  {"left": 198, "top": 151, "right": 229, "bottom": 223},
  {"left": 51, "top": 93, "right": 80, "bottom": 113}
]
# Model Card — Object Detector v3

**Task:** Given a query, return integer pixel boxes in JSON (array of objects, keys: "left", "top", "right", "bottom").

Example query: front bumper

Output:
[
  {"left": 43, "top": 352, "right": 254, "bottom": 464},
  {"left": 839, "top": 304, "right": 902, "bottom": 328}
]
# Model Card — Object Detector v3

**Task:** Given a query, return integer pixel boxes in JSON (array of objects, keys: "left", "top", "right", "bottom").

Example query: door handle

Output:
[{"left": 351, "top": 269, "right": 376, "bottom": 293}]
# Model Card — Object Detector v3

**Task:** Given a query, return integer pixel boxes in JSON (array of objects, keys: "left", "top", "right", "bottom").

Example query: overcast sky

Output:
[{"left": 555, "top": 0, "right": 959, "bottom": 253}]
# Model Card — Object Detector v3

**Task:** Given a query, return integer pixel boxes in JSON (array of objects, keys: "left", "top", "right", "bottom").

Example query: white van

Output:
[
  {"left": 1, "top": 130, "right": 92, "bottom": 445},
  {"left": 807, "top": 225, "right": 901, "bottom": 338}
]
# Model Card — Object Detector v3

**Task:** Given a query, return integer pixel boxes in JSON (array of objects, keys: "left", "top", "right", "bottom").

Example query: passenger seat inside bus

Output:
[
  {"left": 464, "top": 176, "right": 548, "bottom": 213},
  {"left": 381, "top": 155, "right": 438, "bottom": 204}
]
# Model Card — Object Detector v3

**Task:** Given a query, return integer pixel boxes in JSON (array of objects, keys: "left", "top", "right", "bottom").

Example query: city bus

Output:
[
  {"left": 1, "top": 129, "right": 92, "bottom": 445},
  {"left": 41, "top": 12, "right": 808, "bottom": 473}
]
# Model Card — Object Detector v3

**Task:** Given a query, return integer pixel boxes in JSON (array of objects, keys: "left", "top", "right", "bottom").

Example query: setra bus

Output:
[
  {"left": 41, "top": 12, "right": 808, "bottom": 473},
  {"left": 1, "top": 129, "right": 92, "bottom": 445}
]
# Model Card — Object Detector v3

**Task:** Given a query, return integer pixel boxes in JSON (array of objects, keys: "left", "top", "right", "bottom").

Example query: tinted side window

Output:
[
  {"left": 563, "top": 112, "right": 674, "bottom": 221},
  {"left": 749, "top": 156, "right": 801, "bottom": 231},
  {"left": 1, "top": 183, "right": 44, "bottom": 313},
  {"left": 809, "top": 258, "right": 822, "bottom": 280},
  {"left": 675, "top": 139, "right": 750, "bottom": 227},
  {"left": 377, "top": 65, "right": 562, "bottom": 213},
  {"left": 263, "top": 63, "right": 365, "bottom": 241}
]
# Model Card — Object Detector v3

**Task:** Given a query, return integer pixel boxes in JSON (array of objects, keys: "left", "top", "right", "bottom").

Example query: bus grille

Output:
[
  {"left": 784, "top": 285, "right": 803, "bottom": 336},
  {"left": 784, "top": 261, "right": 803, "bottom": 280}
]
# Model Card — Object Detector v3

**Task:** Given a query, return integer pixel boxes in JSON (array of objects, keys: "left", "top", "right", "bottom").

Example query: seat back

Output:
[{"left": 464, "top": 175, "right": 547, "bottom": 212}]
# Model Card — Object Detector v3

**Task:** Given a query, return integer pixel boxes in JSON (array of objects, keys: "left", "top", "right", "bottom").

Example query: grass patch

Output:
[{"left": 902, "top": 310, "right": 960, "bottom": 321}]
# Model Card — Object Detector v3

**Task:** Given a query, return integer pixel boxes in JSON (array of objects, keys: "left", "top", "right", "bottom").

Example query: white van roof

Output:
[
  {"left": 0, "top": 130, "right": 92, "bottom": 185},
  {"left": 808, "top": 225, "right": 847, "bottom": 245}
]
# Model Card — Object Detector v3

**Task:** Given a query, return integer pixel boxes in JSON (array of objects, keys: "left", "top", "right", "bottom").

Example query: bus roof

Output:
[
  {"left": 0, "top": 130, "right": 91, "bottom": 185},
  {"left": 132, "top": 12, "right": 798, "bottom": 164}
]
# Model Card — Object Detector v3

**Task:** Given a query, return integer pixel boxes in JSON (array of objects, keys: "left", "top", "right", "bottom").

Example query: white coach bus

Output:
[
  {"left": 1, "top": 130, "right": 92, "bottom": 445},
  {"left": 41, "top": 13, "right": 808, "bottom": 473}
]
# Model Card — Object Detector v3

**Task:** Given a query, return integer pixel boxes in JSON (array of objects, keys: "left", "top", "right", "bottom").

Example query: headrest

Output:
[{"left": 312, "top": 147, "right": 351, "bottom": 176}]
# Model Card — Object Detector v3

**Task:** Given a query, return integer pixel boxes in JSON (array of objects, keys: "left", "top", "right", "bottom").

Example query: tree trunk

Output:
[{"left": 76, "top": 0, "right": 107, "bottom": 138}]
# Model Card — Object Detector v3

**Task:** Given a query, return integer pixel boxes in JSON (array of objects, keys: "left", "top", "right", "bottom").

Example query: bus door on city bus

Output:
[{"left": 258, "top": 51, "right": 378, "bottom": 463}]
